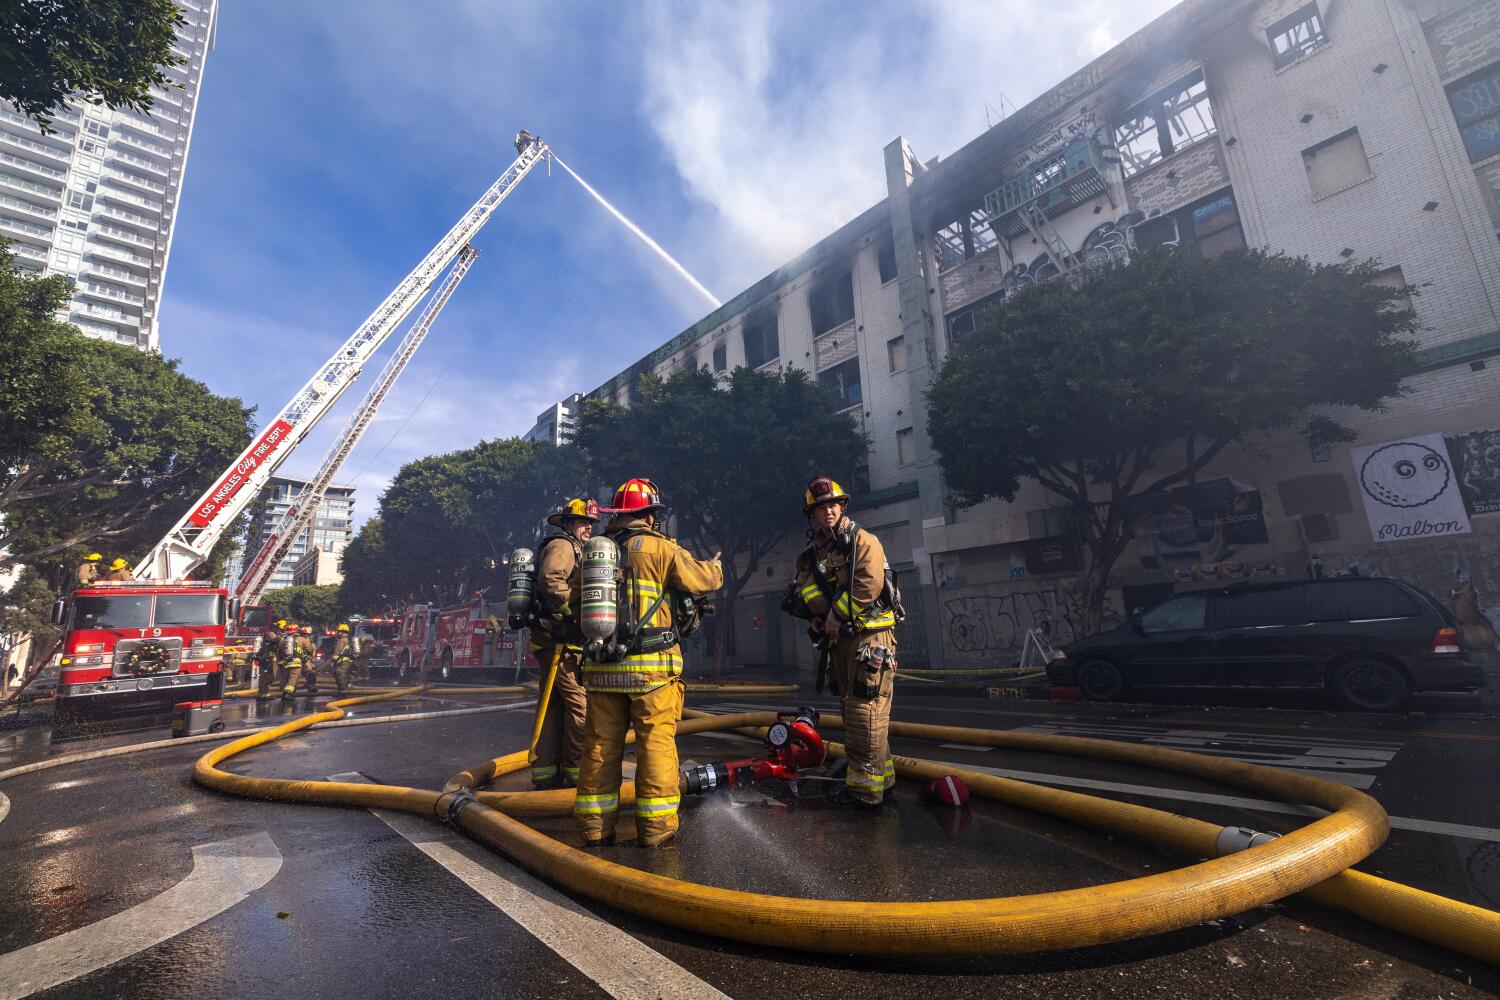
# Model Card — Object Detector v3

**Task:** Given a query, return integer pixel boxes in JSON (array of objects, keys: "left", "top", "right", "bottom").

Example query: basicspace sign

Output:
[
  {"left": 1351, "top": 433, "right": 1472, "bottom": 542},
  {"left": 187, "top": 419, "right": 294, "bottom": 528}
]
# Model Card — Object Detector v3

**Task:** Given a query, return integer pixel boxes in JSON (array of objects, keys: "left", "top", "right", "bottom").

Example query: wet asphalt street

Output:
[{"left": 1, "top": 685, "right": 1498, "bottom": 999}]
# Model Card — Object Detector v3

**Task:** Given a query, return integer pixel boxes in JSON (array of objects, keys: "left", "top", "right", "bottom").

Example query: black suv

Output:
[{"left": 1048, "top": 577, "right": 1486, "bottom": 711}]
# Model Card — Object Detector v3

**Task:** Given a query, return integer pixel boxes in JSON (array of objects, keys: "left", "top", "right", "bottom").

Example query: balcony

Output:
[
  {"left": 73, "top": 302, "right": 140, "bottom": 327},
  {"left": 83, "top": 258, "right": 148, "bottom": 287},
  {"left": 0, "top": 169, "right": 61, "bottom": 200},
  {"left": 983, "top": 137, "right": 1112, "bottom": 241},
  {"left": 0, "top": 191, "right": 55, "bottom": 220},
  {"left": 98, "top": 185, "right": 163, "bottom": 214},
  {"left": 78, "top": 281, "right": 146, "bottom": 307},
  {"left": 0, "top": 148, "right": 65, "bottom": 180},
  {"left": 87, "top": 240, "right": 153, "bottom": 267},
  {"left": 107, "top": 147, "right": 170, "bottom": 177},
  {"left": 116, "top": 117, "right": 177, "bottom": 145},
  {"left": 11, "top": 243, "right": 47, "bottom": 263},
  {"left": 112, "top": 129, "right": 173, "bottom": 159},
  {"left": 0, "top": 214, "right": 52, "bottom": 239},
  {"left": 96, "top": 202, "right": 161, "bottom": 232},
  {"left": 93, "top": 223, "right": 156, "bottom": 249},
  {"left": 103, "top": 167, "right": 166, "bottom": 195},
  {"left": 0, "top": 128, "right": 71, "bottom": 163}
]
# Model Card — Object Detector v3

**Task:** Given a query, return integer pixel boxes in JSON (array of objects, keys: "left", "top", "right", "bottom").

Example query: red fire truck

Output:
[
  {"left": 388, "top": 599, "right": 533, "bottom": 683},
  {"left": 349, "top": 615, "right": 400, "bottom": 675},
  {"left": 52, "top": 580, "right": 237, "bottom": 714}
]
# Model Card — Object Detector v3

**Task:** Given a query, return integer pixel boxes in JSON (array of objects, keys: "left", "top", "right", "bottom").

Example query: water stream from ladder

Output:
[{"left": 551, "top": 154, "right": 722, "bottom": 310}]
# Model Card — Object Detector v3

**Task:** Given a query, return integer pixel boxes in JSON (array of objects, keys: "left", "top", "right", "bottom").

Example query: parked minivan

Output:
[{"left": 1048, "top": 577, "right": 1486, "bottom": 711}]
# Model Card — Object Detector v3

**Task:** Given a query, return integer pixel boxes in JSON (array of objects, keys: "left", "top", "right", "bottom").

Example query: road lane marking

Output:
[
  {"left": 0, "top": 832, "right": 281, "bottom": 1000},
  {"left": 338, "top": 775, "right": 731, "bottom": 1000},
  {"left": 947, "top": 760, "right": 1500, "bottom": 843}
]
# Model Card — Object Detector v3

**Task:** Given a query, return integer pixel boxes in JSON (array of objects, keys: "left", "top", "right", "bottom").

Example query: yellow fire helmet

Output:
[
  {"left": 84, "top": 552, "right": 102, "bottom": 562},
  {"left": 275, "top": 619, "right": 288, "bottom": 630},
  {"left": 108, "top": 557, "right": 128, "bottom": 571},
  {"left": 337, "top": 623, "right": 350, "bottom": 632},
  {"left": 547, "top": 497, "right": 600, "bottom": 527},
  {"left": 802, "top": 475, "right": 851, "bottom": 514}
]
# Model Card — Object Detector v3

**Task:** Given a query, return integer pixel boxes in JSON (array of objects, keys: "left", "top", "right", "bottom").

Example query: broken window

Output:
[
  {"left": 1302, "top": 129, "right": 1371, "bottom": 198},
  {"left": 887, "top": 334, "right": 908, "bottom": 373},
  {"left": 896, "top": 427, "right": 916, "bottom": 466},
  {"left": 809, "top": 270, "right": 855, "bottom": 336},
  {"left": 1114, "top": 69, "right": 1217, "bottom": 179},
  {"left": 818, "top": 357, "right": 863, "bottom": 409},
  {"left": 932, "top": 210, "right": 998, "bottom": 272},
  {"left": 1371, "top": 265, "right": 1413, "bottom": 312},
  {"left": 944, "top": 291, "right": 1005, "bottom": 346},
  {"left": 712, "top": 341, "right": 727, "bottom": 372},
  {"left": 877, "top": 239, "right": 898, "bottom": 284},
  {"left": 1447, "top": 62, "right": 1500, "bottom": 162},
  {"left": 741, "top": 312, "right": 779, "bottom": 369},
  {"left": 1267, "top": 4, "right": 1328, "bottom": 68}
]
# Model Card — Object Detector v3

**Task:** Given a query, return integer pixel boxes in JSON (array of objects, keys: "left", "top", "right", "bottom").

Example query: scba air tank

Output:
[
  {"left": 580, "top": 535, "right": 620, "bottom": 655},
  {"left": 506, "top": 548, "right": 536, "bottom": 630}
]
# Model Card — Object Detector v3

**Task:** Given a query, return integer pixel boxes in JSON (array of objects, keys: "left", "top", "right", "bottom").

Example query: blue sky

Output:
[{"left": 159, "top": 0, "right": 1178, "bottom": 526}]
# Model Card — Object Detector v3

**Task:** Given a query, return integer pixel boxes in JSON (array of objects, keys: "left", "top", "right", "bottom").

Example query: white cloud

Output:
[{"left": 639, "top": 0, "right": 1181, "bottom": 285}]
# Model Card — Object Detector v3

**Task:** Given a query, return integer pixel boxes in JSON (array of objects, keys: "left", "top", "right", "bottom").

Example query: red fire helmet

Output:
[
  {"left": 605, "top": 477, "right": 663, "bottom": 514},
  {"left": 924, "top": 774, "right": 971, "bottom": 808}
]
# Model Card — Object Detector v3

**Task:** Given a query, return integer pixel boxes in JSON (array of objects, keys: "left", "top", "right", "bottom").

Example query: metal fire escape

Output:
[
  {"left": 234, "top": 246, "right": 480, "bottom": 603},
  {"left": 983, "top": 136, "right": 1113, "bottom": 280},
  {"left": 135, "top": 132, "right": 550, "bottom": 581}
]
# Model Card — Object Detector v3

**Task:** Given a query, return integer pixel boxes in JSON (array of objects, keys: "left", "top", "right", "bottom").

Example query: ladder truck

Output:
[{"left": 48, "top": 132, "right": 551, "bottom": 715}]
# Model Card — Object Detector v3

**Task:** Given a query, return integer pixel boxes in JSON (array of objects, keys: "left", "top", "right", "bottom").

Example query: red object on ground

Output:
[
  {"left": 1050, "top": 686, "right": 1085, "bottom": 701},
  {"left": 925, "top": 775, "right": 970, "bottom": 807}
]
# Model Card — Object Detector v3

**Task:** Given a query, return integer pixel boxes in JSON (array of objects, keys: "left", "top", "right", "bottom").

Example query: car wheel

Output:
[
  {"left": 1330, "top": 659, "right": 1410, "bottom": 712},
  {"left": 1076, "top": 659, "right": 1125, "bottom": 701},
  {"left": 440, "top": 649, "right": 453, "bottom": 681}
]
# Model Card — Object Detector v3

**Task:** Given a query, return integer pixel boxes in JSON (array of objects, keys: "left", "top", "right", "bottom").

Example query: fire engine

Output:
[
  {"left": 52, "top": 580, "right": 236, "bottom": 710},
  {"left": 348, "top": 615, "right": 400, "bottom": 675},
  {"left": 39, "top": 133, "right": 549, "bottom": 716},
  {"left": 389, "top": 599, "right": 534, "bottom": 683}
]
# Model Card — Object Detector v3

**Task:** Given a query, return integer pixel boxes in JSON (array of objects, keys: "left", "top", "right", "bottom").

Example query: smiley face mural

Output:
[
  {"left": 1359, "top": 441, "right": 1451, "bottom": 508},
  {"left": 1350, "top": 434, "right": 1471, "bottom": 542}
]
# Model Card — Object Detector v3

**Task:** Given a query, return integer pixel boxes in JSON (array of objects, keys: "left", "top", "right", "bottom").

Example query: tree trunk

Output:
[{"left": 1075, "top": 537, "right": 1130, "bottom": 636}]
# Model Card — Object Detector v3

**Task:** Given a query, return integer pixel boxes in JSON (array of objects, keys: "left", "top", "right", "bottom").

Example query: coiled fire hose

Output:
[{"left": 192, "top": 688, "right": 1500, "bottom": 962}]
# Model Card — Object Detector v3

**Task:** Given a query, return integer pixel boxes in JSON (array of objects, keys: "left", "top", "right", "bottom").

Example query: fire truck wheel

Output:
[
  {"left": 440, "top": 648, "right": 453, "bottom": 681},
  {"left": 208, "top": 720, "right": 225, "bottom": 734}
]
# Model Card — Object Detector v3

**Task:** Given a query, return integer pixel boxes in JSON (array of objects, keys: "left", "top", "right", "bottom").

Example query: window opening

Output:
[
  {"left": 1267, "top": 4, "right": 1328, "bottom": 68},
  {"left": 1114, "top": 69, "right": 1216, "bottom": 178}
]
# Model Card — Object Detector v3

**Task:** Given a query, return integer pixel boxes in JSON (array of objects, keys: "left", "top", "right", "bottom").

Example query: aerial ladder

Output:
[
  {"left": 233, "top": 245, "right": 480, "bottom": 604},
  {"left": 134, "top": 131, "right": 550, "bottom": 582}
]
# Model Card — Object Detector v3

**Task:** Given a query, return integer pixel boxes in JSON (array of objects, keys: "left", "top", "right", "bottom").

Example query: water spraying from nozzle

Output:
[{"left": 551, "top": 153, "right": 722, "bottom": 310}]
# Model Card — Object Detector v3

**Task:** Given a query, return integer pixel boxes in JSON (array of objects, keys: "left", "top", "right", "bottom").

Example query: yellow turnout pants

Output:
[
  {"left": 530, "top": 643, "right": 588, "bottom": 787},
  {"left": 575, "top": 678, "right": 686, "bottom": 846},
  {"left": 832, "top": 628, "right": 897, "bottom": 804}
]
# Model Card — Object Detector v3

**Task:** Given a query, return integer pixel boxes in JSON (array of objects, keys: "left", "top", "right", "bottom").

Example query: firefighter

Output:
[
  {"left": 331, "top": 623, "right": 359, "bottom": 695},
  {"left": 104, "top": 558, "right": 132, "bottom": 582},
  {"left": 575, "top": 478, "right": 722, "bottom": 848},
  {"left": 75, "top": 553, "right": 102, "bottom": 586},
  {"left": 257, "top": 620, "right": 286, "bottom": 699},
  {"left": 223, "top": 645, "right": 247, "bottom": 687},
  {"left": 528, "top": 497, "right": 598, "bottom": 789},
  {"left": 792, "top": 475, "right": 898, "bottom": 808},
  {"left": 280, "top": 624, "right": 316, "bottom": 700}
]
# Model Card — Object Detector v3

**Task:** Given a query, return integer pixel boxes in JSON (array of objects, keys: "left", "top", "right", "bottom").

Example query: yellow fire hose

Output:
[{"left": 192, "top": 688, "right": 1500, "bottom": 963}]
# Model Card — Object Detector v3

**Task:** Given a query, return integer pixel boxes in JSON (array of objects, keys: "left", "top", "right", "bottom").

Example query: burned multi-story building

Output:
[{"left": 584, "top": 0, "right": 1500, "bottom": 671}]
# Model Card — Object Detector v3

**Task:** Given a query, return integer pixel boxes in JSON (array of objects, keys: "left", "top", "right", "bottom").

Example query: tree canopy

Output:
[
  {"left": 575, "top": 365, "right": 866, "bottom": 669},
  {"left": 261, "top": 584, "right": 341, "bottom": 632},
  {"left": 0, "top": 250, "right": 254, "bottom": 579},
  {"left": 0, "top": 0, "right": 184, "bottom": 131},
  {"left": 926, "top": 247, "right": 1417, "bottom": 628},
  {"left": 339, "top": 439, "right": 591, "bottom": 609}
]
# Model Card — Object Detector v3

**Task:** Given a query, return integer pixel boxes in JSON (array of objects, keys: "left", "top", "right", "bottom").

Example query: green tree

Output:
[
  {"left": 0, "top": 0, "right": 184, "bottom": 131},
  {"left": 575, "top": 366, "right": 865, "bottom": 672},
  {"left": 926, "top": 247, "right": 1417, "bottom": 632},
  {"left": 0, "top": 251, "right": 254, "bottom": 572},
  {"left": 338, "top": 517, "right": 393, "bottom": 614},
  {"left": 261, "top": 584, "right": 341, "bottom": 632}
]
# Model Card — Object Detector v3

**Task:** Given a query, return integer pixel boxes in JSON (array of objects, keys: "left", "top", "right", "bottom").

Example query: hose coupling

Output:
[
  {"left": 1214, "top": 825, "right": 1280, "bottom": 856},
  {"left": 441, "top": 789, "right": 477, "bottom": 827}
]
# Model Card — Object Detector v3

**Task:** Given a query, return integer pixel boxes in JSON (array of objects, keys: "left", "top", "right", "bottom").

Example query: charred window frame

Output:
[
  {"left": 877, "top": 238, "right": 898, "bottom": 284},
  {"left": 818, "top": 356, "right": 863, "bottom": 409},
  {"left": 1267, "top": 4, "right": 1328, "bottom": 68},
  {"left": 1114, "top": 69, "right": 1217, "bottom": 179},
  {"left": 932, "top": 209, "right": 999, "bottom": 273},
  {"left": 741, "top": 311, "right": 779, "bottom": 369},
  {"left": 944, "top": 290, "right": 1005, "bottom": 346},
  {"left": 809, "top": 270, "right": 856, "bottom": 336},
  {"left": 712, "top": 341, "right": 727, "bottom": 372}
]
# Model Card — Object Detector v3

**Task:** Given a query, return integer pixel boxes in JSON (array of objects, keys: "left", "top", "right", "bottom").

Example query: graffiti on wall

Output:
[{"left": 940, "top": 585, "right": 1124, "bottom": 665}]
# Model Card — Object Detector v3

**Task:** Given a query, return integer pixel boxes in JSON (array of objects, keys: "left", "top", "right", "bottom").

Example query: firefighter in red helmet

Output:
[
  {"left": 791, "top": 474, "right": 900, "bottom": 808},
  {"left": 528, "top": 497, "right": 598, "bottom": 788},
  {"left": 574, "top": 478, "right": 722, "bottom": 848}
]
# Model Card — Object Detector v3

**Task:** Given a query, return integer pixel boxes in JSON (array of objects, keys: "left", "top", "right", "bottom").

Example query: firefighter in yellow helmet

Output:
[
  {"left": 280, "top": 624, "right": 317, "bottom": 700},
  {"left": 104, "top": 557, "right": 132, "bottom": 582},
  {"left": 791, "top": 475, "right": 900, "bottom": 808},
  {"left": 574, "top": 479, "right": 722, "bottom": 848},
  {"left": 257, "top": 620, "right": 287, "bottom": 699},
  {"left": 75, "top": 553, "right": 102, "bottom": 586},
  {"left": 331, "top": 623, "right": 360, "bottom": 695},
  {"left": 529, "top": 498, "right": 598, "bottom": 788}
]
